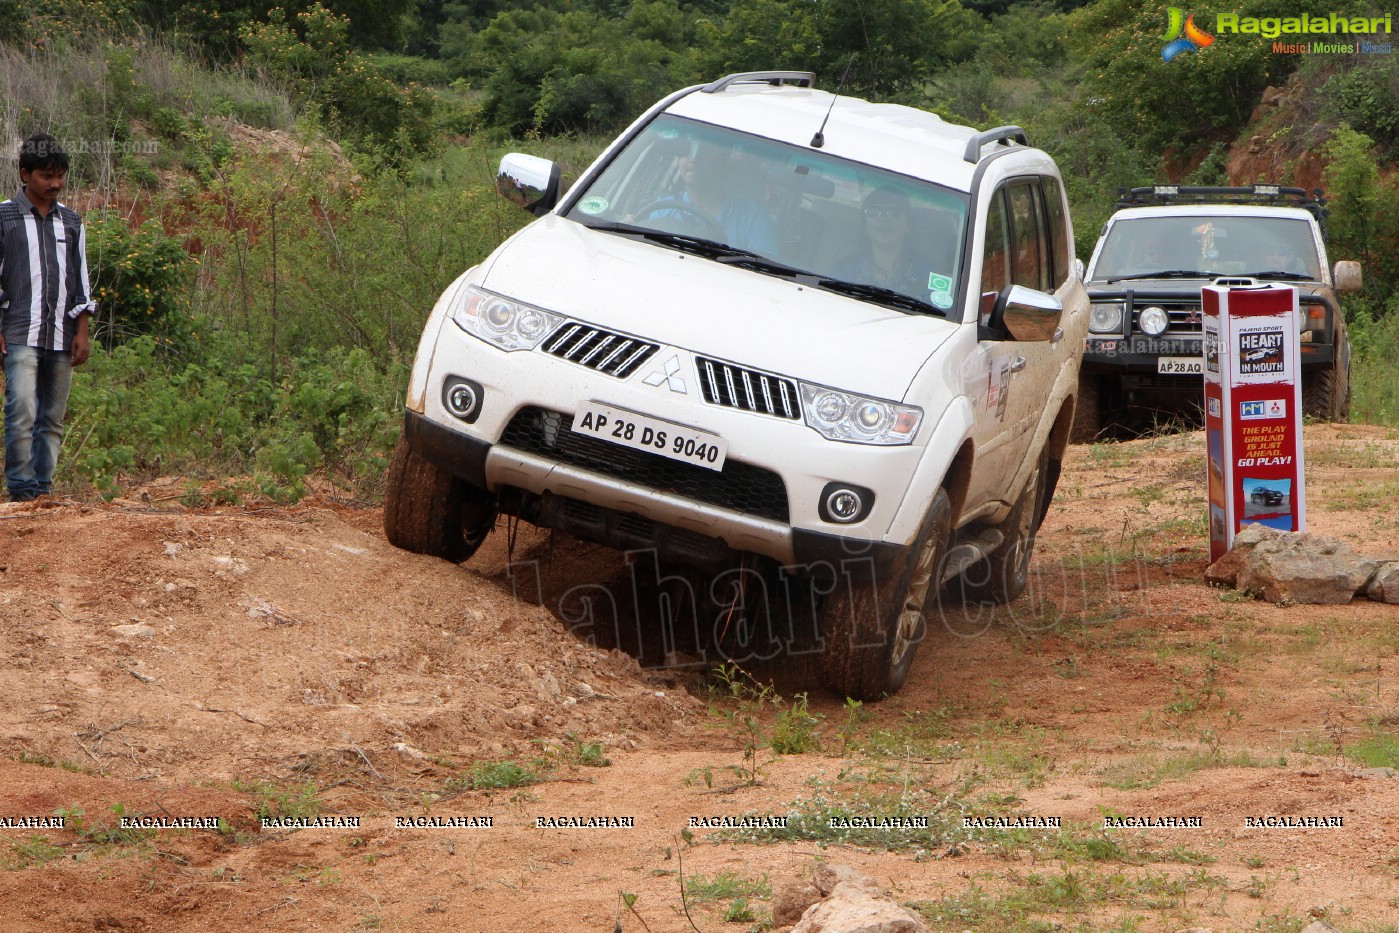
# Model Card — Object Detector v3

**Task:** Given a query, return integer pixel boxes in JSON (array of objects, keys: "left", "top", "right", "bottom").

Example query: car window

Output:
[
  {"left": 1091, "top": 215, "right": 1322, "bottom": 280},
  {"left": 564, "top": 114, "right": 970, "bottom": 314},
  {"left": 1007, "top": 180, "right": 1049, "bottom": 293},
  {"left": 979, "top": 189, "right": 1011, "bottom": 323},
  {"left": 1041, "top": 176, "right": 1070, "bottom": 289}
]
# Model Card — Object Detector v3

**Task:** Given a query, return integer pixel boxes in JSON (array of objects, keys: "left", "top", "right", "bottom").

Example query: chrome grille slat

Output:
[
  {"left": 695, "top": 356, "right": 801, "bottom": 421},
  {"left": 541, "top": 321, "right": 659, "bottom": 378}
]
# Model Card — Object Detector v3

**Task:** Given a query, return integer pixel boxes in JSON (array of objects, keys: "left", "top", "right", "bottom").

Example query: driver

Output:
[{"left": 641, "top": 139, "right": 777, "bottom": 254}]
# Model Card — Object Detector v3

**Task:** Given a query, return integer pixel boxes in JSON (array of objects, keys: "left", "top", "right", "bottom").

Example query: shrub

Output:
[{"left": 84, "top": 211, "right": 197, "bottom": 349}]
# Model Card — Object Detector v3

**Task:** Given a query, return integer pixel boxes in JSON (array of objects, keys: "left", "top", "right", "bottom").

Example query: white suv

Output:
[{"left": 385, "top": 72, "right": 1090, "bottom": 700}]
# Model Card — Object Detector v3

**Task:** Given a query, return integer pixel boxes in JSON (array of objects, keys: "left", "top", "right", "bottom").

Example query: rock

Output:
[
  {"left": 1261, "top": 85, "right": 1285, "bottom": 106},
  {"left": 1301, "top": 922, "right": 1340, "bottom": 933},
  {"left": 111, "top": 623, "right": 156, "bottom": 638},
  {"left": 1204, "top": 523, "right": 1279, "bottom": 586},
  {"left": 790, "top": 865, "right": 929, "bottom": 933},
  {"left": 813, "top": 863, "right": 876, "bottom": 897},
  {"left": 772, "top": 877, "right": 823, "bottom": 925},
  {"left": 1234, "top": 531, "right": 1376, "bottom": 604},
  {"left": 790, "top": 882, "right": 929, "bottom": 933},
  {"left": 1365, "top": 561, "right": 1399, "bottom": 604}
]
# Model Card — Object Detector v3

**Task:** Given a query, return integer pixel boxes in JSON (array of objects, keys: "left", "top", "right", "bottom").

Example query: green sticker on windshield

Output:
[
  {"left": 928, "top": 272, "right": 953, "bottom": 309},
  {"left": 579, "top": 196, "right": 609, "bottom": 215}
]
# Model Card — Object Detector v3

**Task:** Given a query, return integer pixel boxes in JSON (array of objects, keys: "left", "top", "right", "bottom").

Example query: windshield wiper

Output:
[
  {"left": 1247, "top": 270, "right": 1313, "bottom": 281},
  {"left": 582, "top": 218, "right": 811, "bottom": 280},
  {"left": 816, "top": 278, "right": 942, "bottom": 316},
  {"left": 579, "top": 220, "right": 740, "bottom": 259},
  {"left": 1105, "top": 270, "right": 1224, "bottom": 283},
  {"left": 714, "top": 253, "right": 809, "bottom": 278}
]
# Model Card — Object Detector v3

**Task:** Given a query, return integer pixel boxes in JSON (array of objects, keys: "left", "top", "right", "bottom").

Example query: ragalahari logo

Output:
[{"left": 1162, "top": 7, "right": 1215, "bottom": 61}]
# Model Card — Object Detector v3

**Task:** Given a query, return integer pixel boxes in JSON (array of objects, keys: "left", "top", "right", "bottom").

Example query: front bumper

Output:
[{"left": 404, "top": 312, "right": 933, "bottom": 576}]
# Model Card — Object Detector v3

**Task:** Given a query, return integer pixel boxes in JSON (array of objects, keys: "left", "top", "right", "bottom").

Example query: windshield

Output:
[
  {"left": 564, "top": 114, "right": 969, "bottom": 315},
  {"left": 1091, "top": 215, "right": 1323, "bottom": 281}
]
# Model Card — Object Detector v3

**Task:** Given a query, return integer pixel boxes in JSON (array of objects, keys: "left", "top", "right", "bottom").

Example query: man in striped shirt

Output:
[{"left": 1, "top": 133, "right": 98, "bottom": 501}]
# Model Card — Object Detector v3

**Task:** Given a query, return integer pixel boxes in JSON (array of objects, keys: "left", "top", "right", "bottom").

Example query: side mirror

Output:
[
  {"left": 1333, "top": 260, "right": 1363, "bottom": 293},
  {"left": 497, "top": 153, "right": 561, "bottom": 217},
  {"left": 992, "top": 284, "right": 1064, "bottom": 342}
]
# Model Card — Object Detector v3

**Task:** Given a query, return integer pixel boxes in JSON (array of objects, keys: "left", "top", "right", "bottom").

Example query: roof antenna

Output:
[{"left": 810, "top": 55, "right": 856, "bottom": 149}]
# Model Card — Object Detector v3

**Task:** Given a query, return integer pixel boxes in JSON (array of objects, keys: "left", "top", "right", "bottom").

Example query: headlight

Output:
[
  {"left": 451, "top": 285, "right": 563, "bottom": 351},
  {"left": 1138, "top": 306, "right": 1169, "bottom": 336},
  {"left": 1089, "top": 302, "right": 1123, "bottom": 334},
  {"left": 799, "top": 384, "right": 921, "bottom": 445}
]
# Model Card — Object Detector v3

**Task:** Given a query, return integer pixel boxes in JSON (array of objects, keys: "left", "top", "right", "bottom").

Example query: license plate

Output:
[
  {"left": 572, "top": 402, "right": 727, "bottom": 471},
  {"left": 1157, "top": 357, "right": 1203, "bottom": 375}
]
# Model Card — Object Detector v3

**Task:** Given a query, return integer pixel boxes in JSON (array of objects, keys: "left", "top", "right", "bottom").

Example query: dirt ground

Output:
[{"left": 0, "top": 423, "right": 1396, "bottom": 932}]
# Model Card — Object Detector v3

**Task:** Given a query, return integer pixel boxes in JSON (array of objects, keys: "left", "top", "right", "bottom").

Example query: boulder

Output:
[
  {"left": 1365, "top": 561, "right": 1399, "bottom": 604},
  {"left": 785, "top": 864, "right": 930, "bottom": 933},
  {"left": 790, "top": 884, "right": 929, "bottom": 933},
  {"left": 1205, "top": 523, "right": 1279, "bottom": 587},
  {"left": 1233, "top": 531, "right": 1376, "bottom": 604}
]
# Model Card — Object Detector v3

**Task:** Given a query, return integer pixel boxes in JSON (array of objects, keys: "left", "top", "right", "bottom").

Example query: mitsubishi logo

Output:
[{"left": 643, "top": 355, "right": 686, "bottom": 394}]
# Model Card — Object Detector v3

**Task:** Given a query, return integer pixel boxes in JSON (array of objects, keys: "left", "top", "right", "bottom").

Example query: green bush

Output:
[
  {"left": 84, "top": 211, "right": 197, "bottom": 349},
  {"left": 1324, "top": 56, "right": 1399, "bottom": 150},
  {"left": 240, "top": 4, "right": 439, "bottom": 158}
]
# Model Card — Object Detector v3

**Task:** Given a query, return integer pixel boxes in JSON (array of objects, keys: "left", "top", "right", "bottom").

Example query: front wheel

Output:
[
  {"left": 819, "top": 490, "right": 951, "bottom": 702},
  {"left": 383, "top": 434, "right": 497, "bottom": 563},
  {"left": 949, "top": 452, "right": 1047, "bottom": 606}
]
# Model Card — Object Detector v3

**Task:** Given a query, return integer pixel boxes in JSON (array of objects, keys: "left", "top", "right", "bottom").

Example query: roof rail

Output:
[
  {"left": 701, "top": 71, "right": 817, "bottom": 93},
  {"left": 962, "top": 125, "right": 1028, "bottom": 164},
  {"left": 1116, "top": 184, "right": 1329, "bottom": 234}
]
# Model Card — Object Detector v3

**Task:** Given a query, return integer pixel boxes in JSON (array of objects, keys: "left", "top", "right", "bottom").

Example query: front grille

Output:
[
  {"left": 695, "top": 357, "right": 801, "bottom": 420},
  {"left": 1133, "top": 303, "right": 1204, "bottom": 334},
  {"left": 541, "top": 323, "right": 658, "bottom": 378},
  {"left": 498, "top": 407, "right": 790, "bottom": 522}
]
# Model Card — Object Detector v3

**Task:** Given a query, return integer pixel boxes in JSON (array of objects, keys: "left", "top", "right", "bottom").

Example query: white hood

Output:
[{"left": 480, "top": 216, "right": 958, "bottom": 402}]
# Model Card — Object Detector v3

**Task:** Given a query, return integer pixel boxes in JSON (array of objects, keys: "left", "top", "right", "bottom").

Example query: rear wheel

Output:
[
  {"left": 949, "top": 453, "right": 1047, "bottom": 606},
  {"left": 820, "top": 490, "right": 951, "bottom": 702},
  {"left": 383, "top": 434, "right": 497, "bottom": 562}
]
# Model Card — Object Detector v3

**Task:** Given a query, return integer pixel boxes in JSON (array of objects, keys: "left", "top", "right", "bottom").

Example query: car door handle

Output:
[{"left": 1009, "top": 355, "right": 1027, "bottom": 373}]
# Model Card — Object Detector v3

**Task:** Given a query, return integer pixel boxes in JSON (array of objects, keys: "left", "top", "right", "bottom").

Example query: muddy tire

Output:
[
  {"left": 1303, "top": 365, "right": 1349, "bottom": 422},
  {"left": 383, "top": 434, "right": 496, "bottom": 563},
  {"left": 948, "top": 452, "right": 1047, "bottom": 606},
  {"left": 1069, "top": 374, "right": 1104, "bottom": 444},
  {"left": 820, "top": 490, "right": 951, "bottom": 702}
]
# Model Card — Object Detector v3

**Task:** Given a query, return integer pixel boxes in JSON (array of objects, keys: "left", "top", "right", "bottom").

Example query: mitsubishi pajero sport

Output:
[{"left": 384, "top": 72, "right": 1090, "bottom": 700}]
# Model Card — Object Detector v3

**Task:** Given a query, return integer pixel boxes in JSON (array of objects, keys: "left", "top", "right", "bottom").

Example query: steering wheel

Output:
[{"left": 633, "top": 198, "right": 721, "bottom": 240}]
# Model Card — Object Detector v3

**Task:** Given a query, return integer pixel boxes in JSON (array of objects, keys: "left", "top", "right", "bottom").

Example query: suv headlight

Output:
[
  {"left": 451, "top": 285, "right": 563, "bottom": 351},
  {"left": 1089, "top": 302, "right": 1123, "bottom": 334},
  {"left": 799, "top": 384, "right": 921, "bottom": 445},
  {"left": 1138, "top": 306, "right": 1169, "bottom": 336}
]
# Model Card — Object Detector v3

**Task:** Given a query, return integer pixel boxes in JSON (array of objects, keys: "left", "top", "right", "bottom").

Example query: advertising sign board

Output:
[{"left": 1202, "top": 283, "right": 1305, "bottom": 563}]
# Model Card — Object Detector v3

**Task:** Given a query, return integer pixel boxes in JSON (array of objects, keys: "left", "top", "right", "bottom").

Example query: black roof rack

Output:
[
  {"left": 701, "top": 72, "right": 817, "bottom": 93},
  {"left": 962, "top": 126, "right": 1028, "bottom": 164},
  {"left": 1117, "top": 184, "right": 1329, "bottom": 235}
]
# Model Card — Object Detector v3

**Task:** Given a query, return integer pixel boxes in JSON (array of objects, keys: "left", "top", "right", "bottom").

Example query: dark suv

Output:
[
  {"left": 1072, "top": 185, "right": 1360, "bottom": 441},
  {"left": 1250, "top": 487, "right": 1285, "bottom": 507}
]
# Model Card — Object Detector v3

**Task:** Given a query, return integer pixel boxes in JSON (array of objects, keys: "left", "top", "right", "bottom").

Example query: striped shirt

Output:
[{"left": 0, "top": 187, "right": 98, "bottom": 352}]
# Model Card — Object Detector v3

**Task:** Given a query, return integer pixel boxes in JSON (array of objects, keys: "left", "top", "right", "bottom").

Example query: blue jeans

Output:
[{"left": 3, "top": 344, "right": 74, "bottom": 501}]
